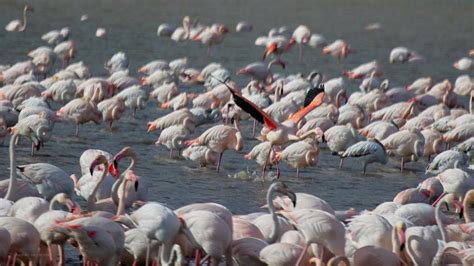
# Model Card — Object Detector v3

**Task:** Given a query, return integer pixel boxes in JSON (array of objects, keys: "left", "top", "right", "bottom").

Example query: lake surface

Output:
[{"left": 0, "top": 0, "right": 473, "bottom": 213}]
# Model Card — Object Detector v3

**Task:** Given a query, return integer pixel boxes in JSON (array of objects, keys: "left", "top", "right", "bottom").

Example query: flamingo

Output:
[
  {"left": 260, "top": 243, "right": 311, "bottom": 266},
  {"left": 105, "top": 52, "right": 129, "bottom": 74},
  {"left": 236, "top": 21, "right": 253, "bottom": 32},
  {"left": 344, "top": 61, "right": 382, "bottom": 80},
  {"left": 184, "top": 121, "right": 243, "bottom": 172},
  {"left": 275, "top": 139, "right": 319, "bottom": 177},
  {"left": 5, "top": 5, "right": 34, "bottom": 32},
  {"left": 192, "top": 24, "right": 229, "bottom": 57},
  {"left": 244, "top": 141, "right": 278, "bottom": 173},
  {"left": 56, "top": 98, "right": 102, "bottom": 137},
  {"left": 292, "top": 25, "right": 311, "bottom": 63},
  {"left": 292, "top": 208, "right": 346, "bottom": 265},
  {"left": 114, "top": 202, "right": 181, "bottom": 265},
  {"left": 323, "top": 39, "right": 353, "bottom": 60},
  {"left": 0, "top": 216, "right": 41, "bottom": 266},
  {"left": 382, "top": 127, "right": 424, "bottom": 172},
  {"left": 0, "top": 117, "right": 54, "bottom": 201},
  {"left": 147, "top": 108, "right": 196, "bottom": 133},
  {"left": 0, "top": 226, "right": 10, "bottom": 265},
  {"left": 53, "top": 41, "right": 76, "bottom": 68},
  {"left": 53, "top": 224, "right": 119, "bottom": 266},
  {"left": 262, "top": 36, "right": 296, "bottom": 62},
  {"left": 353, "top": 245, "right": 400, "bottom": 266},
  {"left": 156, "top": 124, "right": 189, "bottom": 158},
  {"left": 182, "top": 145, "right": 220, "bottom": 167},
  {"left": 237, "top": 60, "right": 285, "bottom": 88},
  {"left": 115, "top": 85, "right": 148, "bottom": 117},
  {"left": 16, "top": 163, "right": 74, "bottom": 200},
  {"left": 41, "top": 79, "right": 76, "bottom": 104},
  {"left": 157, "top": 23, "right": 176, "bottom": 37},
  {"left": 41, "top": 27, "right": 69, "bottom": 45},
  {"left": 389, "top": 47, "right": 422, "bottom": 63},
  {"left": 341, "top": 138, "right": 388, "bottom": 174},
  {"left": 97, "top": 96, "right": 126, "bottom": 128},
  {"left": 426, "top": 149, "right": 468, "bottom": 174},
  {"left": 453, "top": 57, "right": 473, "bottom": 71},
  {"left": 217, "top": 75, "right": 325, "bottom": 177},
  {"left": 108, "top": 146, "right": 149, "bottom": 206}
]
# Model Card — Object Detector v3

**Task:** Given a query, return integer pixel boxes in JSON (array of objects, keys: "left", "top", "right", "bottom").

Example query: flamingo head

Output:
[
  {"left": 219, "top": 25, "right": 230, "bottom": 34},
  {"left": 89, "top": 155, "right": 108, "bottom": 176},
  {"left": 24, "top": 5, "right": 34, "bottom": 12},
  {"left": 111, "top": 146, "right": 137, "bottom": 177},
  {"left": 263, "top": 42, "right": 278, "bottom": 60},
  {"left": 272, "top": 181, "right": 297, "bottom": 207},
  {"left": 147, "top": 121, "right": 157, "bottom": 133}
]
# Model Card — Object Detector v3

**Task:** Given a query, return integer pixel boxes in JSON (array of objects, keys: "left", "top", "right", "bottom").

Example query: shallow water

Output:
[{"left": 0, "top": 0, "right": 473, "bottom": 214}]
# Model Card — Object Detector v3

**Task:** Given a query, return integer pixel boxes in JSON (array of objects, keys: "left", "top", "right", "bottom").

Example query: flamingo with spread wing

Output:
[{"left": 216, "top": 76, "right": 325, "bottom": 178}]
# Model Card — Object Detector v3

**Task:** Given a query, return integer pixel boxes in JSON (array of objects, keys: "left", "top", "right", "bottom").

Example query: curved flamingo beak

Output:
[
  {"left": 263, "top": 43, "right": 277, "bottom": 60},
  {"left": 108, "top": 162, "right": 119, "bottom": 178},
  {"left": 147, "top": 122, "right": 157, "bottom": 133}
]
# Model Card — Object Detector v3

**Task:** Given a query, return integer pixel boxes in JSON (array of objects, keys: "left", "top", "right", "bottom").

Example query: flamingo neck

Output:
[
  {"left": 327, "top": 256, "right": 350, "bottom": 266},
  {"left": 435, "top": 198, "right": 449, "bottom": 243},
  {"left": 111, "top": 156, "right": 136, "bottom": 205},
  {"left": 464, "top": 195, "right": 472, "bottom": 223},
  {"left": 266, "top": 184, "right": 280, "bottom": 244},
  {"left": 391, "top": 225, "right": 400, "bottom": 256},
  {"left": 116, "top": 178, "right": 129, "bottom": 216},
  {"left": 5, "top": 133, "right": 19, "bottom": 201},
  {"left": 87, "top": 163, "right": 108, "bottom": 211},
  {"left": 20, "top": 8, "right": 28, "bottom": 32},
  {"left": 49, "top": 195, "right": 60, "bottom": 210}
]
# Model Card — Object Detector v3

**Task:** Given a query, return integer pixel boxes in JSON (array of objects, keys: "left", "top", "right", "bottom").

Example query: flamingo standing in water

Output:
[
  {"left": 5, "top": 5, "right": 34, "bottom": 32},
  {"left": 184, "top": 121, "right": 243, "bottom": 173},
  {"left": 292, "top": 25, "right": 311, "bottom": 63},
  {"left": 341, "top": 138, "right": 388, "bottom": 174},
  {"left": 192, "top": 24, "right": 229, "bottom": 57}
]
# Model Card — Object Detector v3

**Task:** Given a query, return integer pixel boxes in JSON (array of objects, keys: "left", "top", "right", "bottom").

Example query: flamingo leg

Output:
[
  {"left": 339, "top": 158, "right": 344, "bottom": 169},
  {"left": 296, "top": 168, "right": 299, "bottom": 178},
  {"left": 7, "top": 254, "right": 11, "bottom": 266},
  {"left": 272, "top": 146, "right": 280, "bottom": 179},
  {"left": 207, "top": 46, "right": 211, "bottom": 58},
  {"left": 31, "top": 142, "right": 36, "bottom": 157},
  {"left": 363, "top": 163, "right": 367, "bottom": 175},
  {"left": 252, "top": 120, "right": 256, "bottom": 137},
  {"left": 261, "top": 145, "right": 273, "bottom": 181},
  {"left": 216, "top": 152, "right": 224, "bottom": 173},
  {"left": 133, "top": 108, "right": 137, "bottom": 119},
  {"left": 146, "top": 239, "right": 151, "bottom": 266},
  {"left": 195, "top": 249, "right": 201, "bottom": 266},
  {"left": 132, "top": 261, "right": 137, "bottom": 266},
  {"left": 400, "top": 157, "right": 404, "bottom": 172},
  {"left": 11, "top": 253, "right": 17, "bottom": 266},
  {"left": 296, "top": 244, "right": 309, "bottom": 266},
  {"left": 58, "top": 245, "right": 65, "bottom": 266},
  {"left": 48, "top": 244, "right": 54, "bottom": 266},
  {"left": 169, "top": 148, "right": 173, "bottom": 158},
  {"left": 75, "top": 124, "right": 80, "bottom": 137}
]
